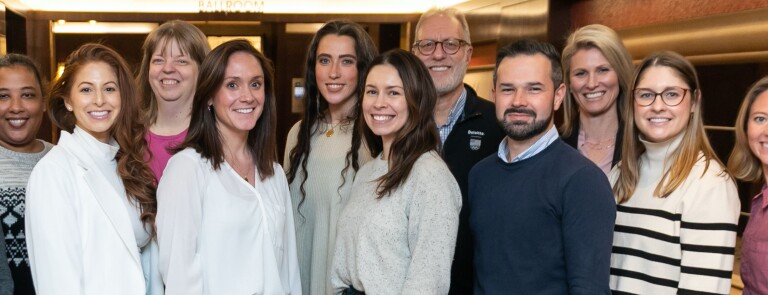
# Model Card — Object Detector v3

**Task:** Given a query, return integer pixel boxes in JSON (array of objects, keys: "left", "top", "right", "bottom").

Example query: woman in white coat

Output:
[
  {"left": 156, "top": 39, "right": 301, "bottom": 295},
  {"left": 25, "top": 43, "right": 158, "bottom": 294}
]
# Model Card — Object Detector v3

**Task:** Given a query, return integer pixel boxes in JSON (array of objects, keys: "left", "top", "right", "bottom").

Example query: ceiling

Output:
[{"left": 5, "top": 0, "right": 468, "bottom": 13}]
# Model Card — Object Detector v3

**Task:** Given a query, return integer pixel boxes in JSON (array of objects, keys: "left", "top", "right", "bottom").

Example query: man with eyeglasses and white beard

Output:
[{"left": 412, "top": 7, "right": 504, "bottom": 295}]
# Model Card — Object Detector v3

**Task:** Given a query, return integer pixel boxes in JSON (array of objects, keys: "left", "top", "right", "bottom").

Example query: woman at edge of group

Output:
[
  {"left": 0, "top": 53, "right": 53, "bottom": 295},
  {"left": 25, "top": 43, "right": 158, "bottom": 294},
  {"left": 561, "top": 24, "right": 634, "bottom": 175},
  {"left": 331, "top": 49, "right": 461, "bottom": 295},
  {"left": 609, "top": 51, "right": 739, "bottom": 294},
  {"left": 283, "top": 20, "right": 377, "bottom": 294},
  {"left": 137, "top": 20, "right": 210, "bottom": 181},
  {"left": 156, "top": 39, "right": 301, "bottom": 295},
  {"left": 728, "top": 75, "right": 768, "bottom": 295}
]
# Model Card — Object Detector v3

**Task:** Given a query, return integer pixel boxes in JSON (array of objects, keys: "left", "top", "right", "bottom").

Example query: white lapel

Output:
[{"left": 59, "top": 130, "right": 141, "bottom": 266}]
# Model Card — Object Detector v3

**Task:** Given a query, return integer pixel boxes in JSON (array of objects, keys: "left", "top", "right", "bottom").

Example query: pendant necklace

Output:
[{"left": 326, "top": 120, "right": 342, "bottom": 137}]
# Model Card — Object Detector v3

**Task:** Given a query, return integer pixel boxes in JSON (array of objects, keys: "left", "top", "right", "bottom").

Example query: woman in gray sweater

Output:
[{"left": 332, "top": 49, "right": 461, "bottom": 295}]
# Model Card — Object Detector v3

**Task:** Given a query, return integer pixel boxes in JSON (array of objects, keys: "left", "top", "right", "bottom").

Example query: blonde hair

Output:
[
  {"left": 728, "top": 76, "right": 768, "bottom": 182},
  {"left": 613, "top": 51, "right": 727, "bottom": 203},
  {"left": 560, "top": 24, "right": 633, "bottom": 137}
]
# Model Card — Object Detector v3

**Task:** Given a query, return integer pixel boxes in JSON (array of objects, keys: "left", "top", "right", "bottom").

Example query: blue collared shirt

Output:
[
  {"left": 438, "top": 88, "right": 467, "bottom": 145},
  {"left": 497, "top": 125, "right": 559, "bottom": 163}
]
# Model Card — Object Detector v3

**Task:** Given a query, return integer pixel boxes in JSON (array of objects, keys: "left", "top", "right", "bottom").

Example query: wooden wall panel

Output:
[{"left": 572, "top": 0, "right": 768, "bottom": 30}]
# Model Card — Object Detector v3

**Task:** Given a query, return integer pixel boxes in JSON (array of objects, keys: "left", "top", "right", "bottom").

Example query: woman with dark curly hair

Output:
[{"left": 25, "top": 43, "right": 157, "bottom": 294}]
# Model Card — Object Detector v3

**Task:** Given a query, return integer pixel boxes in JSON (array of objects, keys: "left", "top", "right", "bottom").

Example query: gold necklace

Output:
[
  {"left": 325, "top": 121, "right": 343, "bottom": 137},
  {"left": 224, "top": 144, "right": 252, "bottom": 182}
]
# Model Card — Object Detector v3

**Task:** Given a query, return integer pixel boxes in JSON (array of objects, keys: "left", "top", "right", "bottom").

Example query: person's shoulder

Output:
[
  {"left": 413, "top": 151, "right": 450, "bottom": 173},
  {"left": 287, "top": 120, "right": 302, "bottom": 136}
]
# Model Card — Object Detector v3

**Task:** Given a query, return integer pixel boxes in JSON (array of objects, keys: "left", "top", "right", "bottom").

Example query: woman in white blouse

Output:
[
  {"left": 156, "top": 39, "right": 301, "bottom": 295},
  {"left": 25, "top": 44, "right": 158, "bottom": 294}
]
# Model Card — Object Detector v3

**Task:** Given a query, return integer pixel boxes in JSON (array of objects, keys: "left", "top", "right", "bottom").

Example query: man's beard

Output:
[{"left": 498, "top": 106, "right": 552, "bottom": 141}]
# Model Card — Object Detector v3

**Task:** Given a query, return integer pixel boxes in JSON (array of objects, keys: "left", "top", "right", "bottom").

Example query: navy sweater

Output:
[{"left": 468, "top": 139, "right": 615, "bottom": 295}]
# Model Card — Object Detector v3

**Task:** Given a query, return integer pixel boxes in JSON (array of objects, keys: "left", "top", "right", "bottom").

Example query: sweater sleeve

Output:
[
  {"left": 562, "top": 165, "right": 616, "bottom": 295},
  {"left": 156, "top": 153, "right": 205, "bottom": 295},
  {"left": 401, "top": 154, "right": 462, "bottom": 295},
  {"left": 283, "top": 121, "right": 301, "bottom": 169},
  {"left": 0, "top": 226, "right": 12, "bottom": 295},
  {"left": 676, "top": 171, "right": 739, "bottom": 294}
]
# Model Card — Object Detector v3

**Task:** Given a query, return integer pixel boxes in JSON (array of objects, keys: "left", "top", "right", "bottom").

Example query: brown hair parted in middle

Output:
[
  {"left": 360, "top": 49, "right": 440, "bottom": 197},
  {"left": 613, "top": 51, "right": 727, "bottom": 203},
  {"left": 136, "top": 20, "right": 211, "bottom": 126},
  {"left": 48, "top": 43, "right": 157, "bottom": 238},
  {"left": 178, "top": 39, "right": 277, "bottom": 180}
]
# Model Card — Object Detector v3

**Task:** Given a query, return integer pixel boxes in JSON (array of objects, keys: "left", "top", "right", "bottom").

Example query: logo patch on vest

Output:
[{"left": 468, "top": 129, "right": 484, "bottom": 151}]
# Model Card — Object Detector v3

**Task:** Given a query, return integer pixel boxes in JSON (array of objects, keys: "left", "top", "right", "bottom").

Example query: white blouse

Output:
[
  {"left": 26, "top": 126, "right": 149, "bottom": 294},
  {"left": 157, "top": 148, "right": 302, "bottom": 295}
]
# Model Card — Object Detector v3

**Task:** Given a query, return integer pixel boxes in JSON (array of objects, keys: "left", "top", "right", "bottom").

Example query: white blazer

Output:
[{"left": 25, "top": 128, "right": 151, "bottom": 295}]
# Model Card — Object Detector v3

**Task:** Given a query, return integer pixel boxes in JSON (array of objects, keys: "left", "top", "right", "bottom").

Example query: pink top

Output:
[
  {"left": 742, "top": 185, "right": 768, "bottom": 295},
  {"left": 145, "top": 129, "right": 188, "bottom": 181},
  {"left": 577, "top": 130, "right": 614, "bottom": 176}
]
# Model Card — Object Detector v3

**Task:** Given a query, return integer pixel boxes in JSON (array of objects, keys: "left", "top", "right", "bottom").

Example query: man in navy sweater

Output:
[{"left": 468, "top": 39, "right": 616, "bottom": 294}]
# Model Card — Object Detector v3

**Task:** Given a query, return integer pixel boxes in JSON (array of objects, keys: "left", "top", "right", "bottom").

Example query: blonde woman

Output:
[{"left": 561, "top": 24, "right": 634, "bottom": 175}]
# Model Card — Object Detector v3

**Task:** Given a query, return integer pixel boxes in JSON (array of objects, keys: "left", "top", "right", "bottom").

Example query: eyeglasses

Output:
[
  {"left": 412, "top": 39, "right": 469, "bottom": 55},
  {"left": 633, "top": 86, "right": 689, "bottom": 106}
]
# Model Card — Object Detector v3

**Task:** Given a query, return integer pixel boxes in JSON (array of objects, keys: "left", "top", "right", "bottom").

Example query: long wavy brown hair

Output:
[
  {"left": 48, "top": 43, "right": 158, "bottom": 240},
  {"left": 286, "top": 20, "right": 377, "bottom": 207},
  {"left": 360, "top": 49, "right": 440, "bottom": 197}
]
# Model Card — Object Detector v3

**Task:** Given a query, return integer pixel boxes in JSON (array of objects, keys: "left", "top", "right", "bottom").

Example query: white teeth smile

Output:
[
  {"left": 762, "top": 143, "right": 768, "bottom": 148},
  {"left": 90, "top": 111, "right": 108, "bottom": 117},
  {"left": 235, "top": 108, "right": 254, "bottom": 114},
  {"left": 8, "top": 119, "right": 26, "bottom": 127},
  {"left": 585, "top": 91, "right": 605, "bottom": 99},
  {"left": 430, "top": 66, "right": 449, "bottom": 71},
  {"left": 327, "top": 84, "right": 343, "bottom": 89},
  {"left": 162, "top": 80, "right": 179, "bottom": 85},
  {"left": 373, "top": 115, "right": 393, "bottom": 121},
  {"left": 649, "top": 118, "right": 670, "bottom": 123}
]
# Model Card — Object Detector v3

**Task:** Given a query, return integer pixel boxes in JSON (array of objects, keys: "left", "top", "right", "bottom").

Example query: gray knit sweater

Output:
[{"left": 331, "top": 151, "right": 461, "bottom": 295}]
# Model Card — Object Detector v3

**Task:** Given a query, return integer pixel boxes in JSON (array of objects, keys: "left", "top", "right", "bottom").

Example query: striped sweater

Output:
[{"left": 608, "top": 134, "right": 740, "bottom": 295}]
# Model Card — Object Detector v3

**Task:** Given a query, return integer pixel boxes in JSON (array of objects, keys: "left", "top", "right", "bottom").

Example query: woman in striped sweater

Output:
[{"left": 609, "top": 51, "right": 740, "bottom": 294}]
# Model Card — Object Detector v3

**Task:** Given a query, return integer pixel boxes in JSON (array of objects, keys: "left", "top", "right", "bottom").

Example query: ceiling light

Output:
[{"left": 52, "top": 22, "right": 159, "bottom": 34}]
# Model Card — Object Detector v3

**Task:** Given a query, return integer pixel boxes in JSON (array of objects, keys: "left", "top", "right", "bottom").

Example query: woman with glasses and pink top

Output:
[
  {"left": 609, "top": 51, "right": 739, "bottom": 294},
  {"left": 728, "top": 76, "right": 768, "bottom": 295}
]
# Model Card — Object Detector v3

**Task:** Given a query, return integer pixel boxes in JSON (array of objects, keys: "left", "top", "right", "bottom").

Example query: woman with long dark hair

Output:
[
  {"left": 331, "top": 49, "right": 461, "bottom": 294},
  {"left": 26, "top": 43, "right": 157, "bottom": 294},
  {"left": 283, "top": 20, "right": 377, "bottom": 294},
  {"left": 157, "top": 39, "right": 300, "bottom": 294}
]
